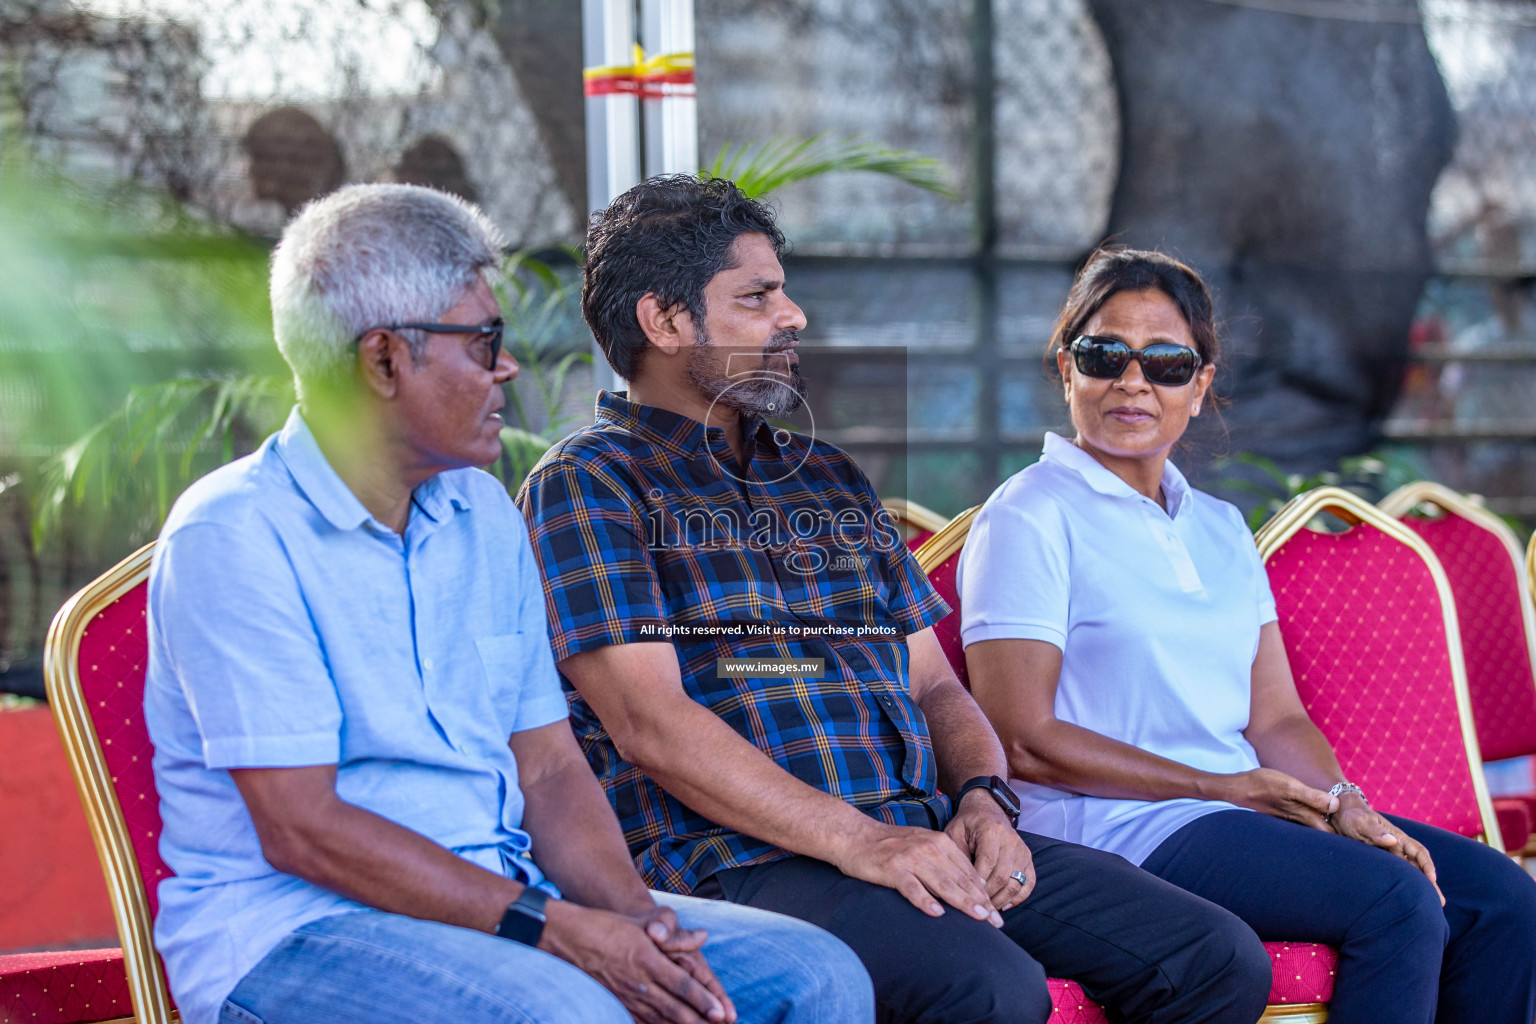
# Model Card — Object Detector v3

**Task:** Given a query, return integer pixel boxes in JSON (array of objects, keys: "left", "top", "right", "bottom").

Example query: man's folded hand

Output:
[{"left": 539, "top": 900, "right": 735, "bottom": 1024}]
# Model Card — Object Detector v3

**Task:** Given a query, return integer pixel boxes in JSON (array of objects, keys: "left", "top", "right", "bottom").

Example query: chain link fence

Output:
[
  {"left": 1391, "top": 1, "right": 1536, "bottom": 514},
  {"left": 5, "top": 0, "right": 1536, "bottom": 687},
  {"left": 1425, "top": 0, "right": 1536, "bottom": 275}
]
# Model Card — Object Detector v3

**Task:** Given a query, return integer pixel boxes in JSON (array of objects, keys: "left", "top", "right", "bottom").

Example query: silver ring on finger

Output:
[{"left": 1010, "top": 870, "right": 1028, "bottom": 886}]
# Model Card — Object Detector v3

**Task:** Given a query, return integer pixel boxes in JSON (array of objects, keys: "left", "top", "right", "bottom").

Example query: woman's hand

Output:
[
  {"left": 1221, "top": 768, "right": 1336, "bottom": 829},
  {"left": 1329, "top": 803, "right": 1444, "bottom": 905}
]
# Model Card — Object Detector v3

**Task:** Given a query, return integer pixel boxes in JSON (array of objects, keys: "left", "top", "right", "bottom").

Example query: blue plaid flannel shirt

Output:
[{"left": 517, "top": 391, "right": 952, "bottom": 893}]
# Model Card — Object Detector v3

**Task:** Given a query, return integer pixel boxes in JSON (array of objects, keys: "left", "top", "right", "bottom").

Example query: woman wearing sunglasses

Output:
[{"left": 958, "top": 246, "right": 1536, "bottom": 1024}]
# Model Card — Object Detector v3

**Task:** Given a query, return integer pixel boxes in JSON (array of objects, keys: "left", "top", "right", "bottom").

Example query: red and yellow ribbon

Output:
[{"left": 584, "top": 46, "right": 696, "bottom": 100}]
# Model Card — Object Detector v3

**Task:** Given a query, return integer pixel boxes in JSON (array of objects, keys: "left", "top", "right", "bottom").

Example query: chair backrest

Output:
[
  {"left": 915, "top": 496, "right": 1339, "bottom": 1018},
  {"left": 913, "top": 506, "right": 981, "bottom": 690},
  {"left": 884, "top": 498, "right": 950, "bottom": 551},
  {"left": 1380, "top": 481, "right": 1536, "bottom": 763},
  {"left": 43, "top": 542, "right": 176, "bottom": 1024},
  {"left": 906, "top": 530, "right": 935, "bottom": 552},
  {"left": 1255, "top": 487, "right": 1501, "bottom": 846}
]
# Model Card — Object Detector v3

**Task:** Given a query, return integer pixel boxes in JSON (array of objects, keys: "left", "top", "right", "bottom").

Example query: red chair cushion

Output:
[
  {"left": 1266, "top": 525, "right": 1485, "bottom": 838},
  {"left": 1506, "top": 792, "right": 1536, "bottom": 819},
  {"left": 927, "top": 549, "right": 969, "bottom": 690},
  {"left": 1047, "top": 978, "right": 1109, "bottom": 1022},
  {"left": 1039, "top": 941, "right": 1335, "bottom": 1019},
  {"left": 1500, "top": 793, "right": 1536, "bottom": 848},
  {"left": 0, "top": 949, "right": 132, "bottom": 1024},
  {"left": 75, "top": 581, "right": 168, "bottom": 916},
  {"left": 1265, "top": 941, "right": 1338, "bottom": 1004},
  {"left": 1400, "top": 515, "right": 1536, "bottom": 762},
  {"left": 905, "top": 530, "right": 934, "bottom": 552},
  {"left": 1493, "top": 797, "right": 1533, "bottom": 853}
]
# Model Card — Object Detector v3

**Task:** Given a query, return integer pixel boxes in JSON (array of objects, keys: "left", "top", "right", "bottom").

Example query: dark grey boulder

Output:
[{"left": 1086, "top": 0, "right": 1455, "bottom": 474}]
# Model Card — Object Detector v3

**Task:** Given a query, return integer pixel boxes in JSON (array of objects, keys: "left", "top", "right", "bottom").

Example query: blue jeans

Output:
[{"left": 220, "top": 892, "right": 874, "bottom": 1024}]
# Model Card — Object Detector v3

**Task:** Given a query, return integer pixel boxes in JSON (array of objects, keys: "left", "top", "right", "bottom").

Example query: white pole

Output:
[
  {"left": 582, "top": 0, "right": 640, "bottom": 394},
  {"left": 582, "top": 0, "right": 642, "bottom": 214},
  {"left": 583, "top": 0, "right": 697, "bottom": 395},
  {"left": 641, "top": 0, "right": 698, "bottom": 177}
]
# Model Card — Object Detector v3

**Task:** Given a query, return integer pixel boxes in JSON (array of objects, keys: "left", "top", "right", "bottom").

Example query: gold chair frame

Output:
[
  {"left": 911, "top": 504, "right": 979, "bottom": 572},
  {"left": 1378, "top": 481, "right": 1536, "bottom": 684},
  {"left": 883, "top": 498, "right": 951, "bottom": 543},
  {"left": 1255, "top": 486, "right": 1503, "bottom": 851},
  {"left": 1380, "top": 481, "right": 1536, "bottom": 858},
  {"left": 1528, "top": 532, "right": 1536, "bottom": 631},
  {"left": 43, "top": 541, "right": 177, "bottom": 1024},
  {"left": 915, "top": 504, "right": 1328, "bottom": 1022},
  {"left": 1261, "top": 1010, "right": 1328, "bottom": 1023}
]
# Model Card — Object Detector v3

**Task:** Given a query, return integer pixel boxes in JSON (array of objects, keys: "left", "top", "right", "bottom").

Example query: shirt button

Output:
[
  {"left": 422, "top": 658, "right": 434, "bottom": 672},
  {"left": 877, "top": 694, "right": 896, "bottom": 708}
]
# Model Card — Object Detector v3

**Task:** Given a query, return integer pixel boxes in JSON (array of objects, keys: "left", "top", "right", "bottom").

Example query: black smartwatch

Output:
[
  {"left": 495, "top": 888, "right": 550, "bottom": 946},
  {"left": 957, "top": 775, "right": 1021, "bottom": 827}
]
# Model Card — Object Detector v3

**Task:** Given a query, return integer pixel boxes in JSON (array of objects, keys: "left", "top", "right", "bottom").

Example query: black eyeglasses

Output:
[
  {"left": 354, "top": 319, "right": 505, "bottom": 371},
  {"left": 1068, "top": 335, "right": 1202, "bottom": 387}
]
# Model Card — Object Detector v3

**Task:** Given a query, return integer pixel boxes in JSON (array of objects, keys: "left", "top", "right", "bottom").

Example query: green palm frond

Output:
[
  {"left": 1212, "top": 448, "right": 1432, "bottom": 534},
  {"left": 31, "top": 374, "right": 292, "bottom": 548},
  {"left": 494, "top": 426, "right": 559, "bottom": 493},
  {"left": 703, "top": 134, "right": 957, "bottom": 200},
  {"left": 29, "top": 246, "right": 595, "bottom": 541}
]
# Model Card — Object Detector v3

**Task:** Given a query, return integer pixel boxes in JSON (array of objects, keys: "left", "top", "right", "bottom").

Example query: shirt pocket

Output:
[{"left": 474, "top": 632, "right": 533, "bottom": 734}]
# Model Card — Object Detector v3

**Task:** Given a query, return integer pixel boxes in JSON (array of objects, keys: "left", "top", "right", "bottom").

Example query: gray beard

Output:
[{"left": 686, "top": 333, "right": 807, "bottom": 419}]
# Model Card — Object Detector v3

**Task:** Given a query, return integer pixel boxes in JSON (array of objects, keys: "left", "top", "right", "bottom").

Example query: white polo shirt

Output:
[{"left": 956, "top": 432, "right": 1277, "bottom": 865}]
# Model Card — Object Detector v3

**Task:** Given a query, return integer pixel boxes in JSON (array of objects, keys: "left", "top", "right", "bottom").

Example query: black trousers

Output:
[
  {"left": 1142, "top": 809, "right": 1536, "bottom": 1024},
  {"left": 698, "top": 830, "right": 1271, "bottom": 1024}
]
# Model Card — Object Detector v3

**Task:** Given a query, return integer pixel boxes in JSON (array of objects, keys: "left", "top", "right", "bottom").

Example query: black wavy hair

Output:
[{"left": 583, "top": 175, "right": 787, "bottom": 380}]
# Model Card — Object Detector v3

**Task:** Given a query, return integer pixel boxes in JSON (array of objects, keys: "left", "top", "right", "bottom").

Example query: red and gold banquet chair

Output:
[
  {"left": 42, "top": 542, "right": 177, "bottom": 1024},
  {"left": 915, "top": 512, "right": 1334, "bottom": 1023},
  {"left": 1255, "top": 486, "right": 1503, "bottom": 857},
  {"left": 882, "top": 498, "right": 950, "bottom": 552},
  {"left": 0, "top": 950, "right": 135, "bottom": 1024},
  {"left": 1379, "top": 481, "right": 1536, "bottom": 855}
]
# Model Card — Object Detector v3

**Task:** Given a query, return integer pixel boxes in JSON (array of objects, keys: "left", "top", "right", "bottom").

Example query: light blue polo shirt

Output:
[
  {"left": 957, "top": 432, "right": 1278, "bottom": 866},
  {"left": 145, "top": 408, "right": 568, "bottom": 1024}
]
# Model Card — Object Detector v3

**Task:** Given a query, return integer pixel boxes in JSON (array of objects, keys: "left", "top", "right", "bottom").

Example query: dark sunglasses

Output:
[
  {"left": 354, "top": 318, "right": 505, "bottom": 371},
  {"left": 1068, "top": 335, "right": 1202, "bottom": 387}
]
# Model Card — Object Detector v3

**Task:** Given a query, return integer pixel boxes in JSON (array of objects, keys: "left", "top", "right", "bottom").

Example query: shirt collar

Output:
[
  {"left": 272, "top": 406, "right": 471, "bottom": 532},
  {"left": 594, "top": 390, "right": 782, "bottom": 461},
  {"left": 411, "top": 471, "right": 470, "bottom": 524},
  {"left": 1040, "top": 431, "right": 1192, "bottom": 518}
]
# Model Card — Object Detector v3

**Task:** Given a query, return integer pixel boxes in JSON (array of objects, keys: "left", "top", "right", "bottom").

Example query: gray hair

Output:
[{"left": 269, "top": 183, "right": 505, "bottom": 387}]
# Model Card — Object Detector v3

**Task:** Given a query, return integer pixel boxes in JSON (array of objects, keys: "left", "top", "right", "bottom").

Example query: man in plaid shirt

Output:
[{"left": 518, "top": 176, "right": 1270, "bottom": 1024}]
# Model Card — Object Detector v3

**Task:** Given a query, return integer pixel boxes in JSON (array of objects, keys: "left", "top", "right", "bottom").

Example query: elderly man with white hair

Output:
[{"left": 143, "top": 183, "right": 873, "bottom": 1024}]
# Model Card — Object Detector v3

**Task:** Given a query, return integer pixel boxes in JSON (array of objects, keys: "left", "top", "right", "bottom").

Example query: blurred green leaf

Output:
[
  {"left": 30, "top": 374, "right": 293, "bottom": 549},
  {"left": 703, "top": 133, "right": 957, "bottom": 201},
  {"left": 1213, "top": 446, "right": 1434, "bottom": 535},
  {"left": 29, "top": 247, "right": 594, "bottom": 541}
]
